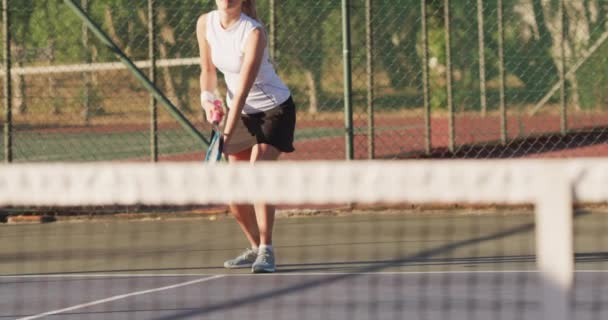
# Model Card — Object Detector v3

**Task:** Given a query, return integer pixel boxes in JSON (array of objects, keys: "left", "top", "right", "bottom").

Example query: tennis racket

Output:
[{"left": 204, "top": 101, "right": 224, "bottom": 163}]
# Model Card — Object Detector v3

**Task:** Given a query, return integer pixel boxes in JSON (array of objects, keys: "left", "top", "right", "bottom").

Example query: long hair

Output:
[{"left": 242, "top": 0, "right": 258, "bottom": 21}]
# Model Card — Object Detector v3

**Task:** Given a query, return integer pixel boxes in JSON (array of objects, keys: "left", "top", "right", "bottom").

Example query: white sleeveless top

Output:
[{"left": 206, "top": 10, "right": 290, "bottom": 114}]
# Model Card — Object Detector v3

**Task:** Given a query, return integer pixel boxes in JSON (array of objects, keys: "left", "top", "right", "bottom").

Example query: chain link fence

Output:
[{"left": 1, "top": 0, "right": 607, "bottom": 162}]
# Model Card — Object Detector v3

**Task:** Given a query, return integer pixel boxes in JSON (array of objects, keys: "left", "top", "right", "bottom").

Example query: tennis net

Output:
[{"left": 1, "top": 159, "right": 607, "bottom": 320}]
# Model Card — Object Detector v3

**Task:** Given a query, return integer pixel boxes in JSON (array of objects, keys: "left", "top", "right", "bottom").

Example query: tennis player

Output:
[{"left": 197, "top": 0, "right": 296, "bottom": 273}]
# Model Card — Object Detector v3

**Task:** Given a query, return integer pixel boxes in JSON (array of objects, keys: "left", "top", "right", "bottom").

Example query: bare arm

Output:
[
  {"left": 196, "top": 13, "right": 220, "bottom": 123},
  {"left": 197, "top": 14, "right": 225, "bottom": 124},
  {"left": 223, "top": 28, "right": 266, "bottom": 136},
  {"left": 196, "top": 14, "right": 217, "bottom": 93}
]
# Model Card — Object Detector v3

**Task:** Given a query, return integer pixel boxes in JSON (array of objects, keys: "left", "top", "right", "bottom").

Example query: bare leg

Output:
[
  {"left": 250, "top": 144, "right": 282, "bottom": 245},
  {"left": 228, "top": 148, "right": 260, "bottom": 248}
]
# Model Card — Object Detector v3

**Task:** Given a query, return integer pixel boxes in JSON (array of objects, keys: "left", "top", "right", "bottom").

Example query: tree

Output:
[
  {"left": 10, "top": 0, "right": 35, "bottom": 114},
  {"left": 374, "top": 0, "right": 422, "bottom": 90},
  {"left": 152, "top": 0, "right": 210, "bottom": 112},
  {"left": 274, "top": 0, "right": 336, "bottom": 114},
  {"left": 514, "top": 0, "right": 608, "bottom": 109}
]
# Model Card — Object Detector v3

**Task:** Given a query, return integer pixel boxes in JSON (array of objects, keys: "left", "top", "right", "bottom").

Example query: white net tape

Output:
[{"left": 0, "top": 159, "right": 606, "bottom": 207}]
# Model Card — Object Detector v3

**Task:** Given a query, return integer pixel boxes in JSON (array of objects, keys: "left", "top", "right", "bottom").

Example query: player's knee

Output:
[
  {"left": 253, "top": 144, "right": 281, "bottom": 161},
  {"left": 228, "top": 148, "right": 253, "bottom": 162}
]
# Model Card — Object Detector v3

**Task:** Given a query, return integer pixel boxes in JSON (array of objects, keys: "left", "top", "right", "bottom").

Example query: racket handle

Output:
[{"left": 210, "top": 100, "right": 224, "bottom": 125}]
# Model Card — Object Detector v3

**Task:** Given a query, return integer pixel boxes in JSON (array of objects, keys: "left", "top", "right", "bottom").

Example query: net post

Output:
[{"left": 535, "top": 165, "right": 573, "bottom": 320}]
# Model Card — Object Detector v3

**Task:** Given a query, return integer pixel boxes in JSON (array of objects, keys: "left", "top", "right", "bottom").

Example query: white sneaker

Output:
[
  {"left": 251, "top": 247, "right": 276, "bottom": 273},
  {"left": 223, "top": 248, "right": 257, "bottom": 269}
]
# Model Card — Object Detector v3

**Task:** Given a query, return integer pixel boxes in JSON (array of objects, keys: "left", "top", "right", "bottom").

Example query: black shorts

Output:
[
  {"left": 223, "top": 96, "right": 296, "bottom": 154},
  {"left": 243, "top": 96, "right": 296, "bottom": 153}
]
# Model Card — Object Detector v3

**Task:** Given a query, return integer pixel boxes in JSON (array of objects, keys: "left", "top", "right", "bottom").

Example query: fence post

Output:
[
  {"left": 421, "top": 0, "right": 431, "bottom": 156},
  {"left": 342, "top": 0, "right": 354, "bottom": 160},
  {"left": 81, "top": 0, "right": 92, "bottom": 122},
  {"left": 2, "top": 0, "right": 11, "bottom": 163},
  {"left": 444, "top": 0, "right": 455, "bottom": 153},
  {"left": 148, "top": 0, "right": 158, "bottom": 162},
  {"left": 559, "top": 0, "right": 567, "bottom": 135},
  {"left": 477, "top": 0, "right": 487, "bottom": 117},
  {"left": 497, "top": 0, "right": 507, "bottom": 145},
  {"left": 269, "top": 0, "right": 276, "bottom": 61},
  {"left": 365, "top": 0, "right": 374, "bottom": 159}
]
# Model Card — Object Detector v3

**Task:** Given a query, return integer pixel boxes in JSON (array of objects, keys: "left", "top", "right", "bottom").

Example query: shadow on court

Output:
[
  {"left": 1, "top": 211, "right": 607, "bottom": 319},
  {"left": 146, "top": 217, "right": 538, "bottom": 320},
  {"left": 400, "top": 128, "right": 608, "bottom": 159}
]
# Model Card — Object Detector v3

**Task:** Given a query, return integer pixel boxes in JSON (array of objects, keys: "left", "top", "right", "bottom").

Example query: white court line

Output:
[
  {"left": 0, "top": 273, "right": 218, "bottom": 279},
  {"left": 15, "top": 275, "right": 224, "bottom": 320},
  {"left": 0, "top": 271, "right": 536, "bottom": 279},
  {"left": 224, "top": 270, "right": 608, "bottom": 276},
  {"left": 3, "top": 269, "right": 608, "bottom": 280}
]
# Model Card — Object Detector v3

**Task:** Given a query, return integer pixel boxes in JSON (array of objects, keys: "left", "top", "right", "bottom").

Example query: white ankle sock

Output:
[{"left": 259, "top": 244, "right": 273, "bottom": 252}]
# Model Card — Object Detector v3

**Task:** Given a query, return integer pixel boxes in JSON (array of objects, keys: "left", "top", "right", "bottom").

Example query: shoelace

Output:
[
  {"left": 258, "top": 251, "right": 271, "bottom": 264},
  {"left": 239, "top": 249, "right": 256, "bottom": 260}
]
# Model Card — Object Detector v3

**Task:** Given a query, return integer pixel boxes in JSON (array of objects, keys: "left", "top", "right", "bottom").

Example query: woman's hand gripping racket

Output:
[{"left": 204, "top": 100, "right": 225, "bottom": 163}]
